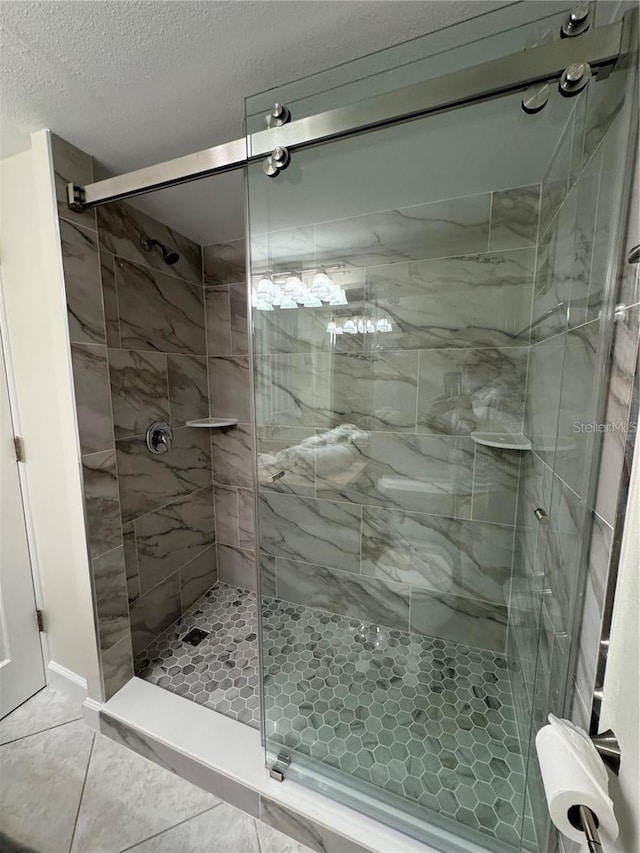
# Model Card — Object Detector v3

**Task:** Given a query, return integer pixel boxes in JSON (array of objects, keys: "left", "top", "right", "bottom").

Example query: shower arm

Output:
[{"left": 67, "top": 14, "right": 630, "bottom": 211}]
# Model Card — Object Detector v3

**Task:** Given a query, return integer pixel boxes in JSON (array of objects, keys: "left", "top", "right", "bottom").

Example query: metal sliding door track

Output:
[{"left": 69, "top": 17, "right": 626, "bottom": 210}]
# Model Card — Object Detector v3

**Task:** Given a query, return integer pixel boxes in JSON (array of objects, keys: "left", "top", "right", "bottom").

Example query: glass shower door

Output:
[{"left": 246, "top": 7, "right": 633, "bottom": 851}]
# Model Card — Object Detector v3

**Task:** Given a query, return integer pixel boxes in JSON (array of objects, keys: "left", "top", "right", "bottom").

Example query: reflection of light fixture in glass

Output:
[
  {"left": 284, "top": 275, "right": 305, "bottom": 303},
  {"left": 253, "top": 266, "right": 347, "bottom": 311},
  {"left": 329, "top": 288, "right": 348, "bottom": 306},
  {"left": 252, "top": 290, "right": 274, "bottom": 311},
  {"left": 271, "top": 283, "right": 283, "bottom": 306},
  {"left": 311, "top": 269, "right": 335, "bottom": 302},
  {"left": 302, "top": 292, "right": 323, "bottom": 307},
  {"left": 325, "top": 315, "right": 393, "bottom": 337}
]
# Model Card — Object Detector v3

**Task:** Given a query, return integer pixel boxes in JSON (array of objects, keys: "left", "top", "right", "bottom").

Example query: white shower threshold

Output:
[{"left": 85, "top": 677, "right": 495, "bottom": 853}]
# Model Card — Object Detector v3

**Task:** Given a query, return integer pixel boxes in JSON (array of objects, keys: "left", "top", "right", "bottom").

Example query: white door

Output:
[{"left": 0, "top": 321, "right": 45, "bottom": 717}]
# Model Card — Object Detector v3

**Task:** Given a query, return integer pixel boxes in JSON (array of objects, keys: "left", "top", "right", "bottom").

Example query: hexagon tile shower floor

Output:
[{"left": 136, "top": 583, "right": 527, "bottom": 847}]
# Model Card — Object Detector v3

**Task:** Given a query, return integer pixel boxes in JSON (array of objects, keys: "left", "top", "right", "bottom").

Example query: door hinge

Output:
[
  {"left": 14, "top": 436, "right": 25, "bottom": 463},
  {"left": 36, "top": 610, "right": 44, "bottom": 632}
]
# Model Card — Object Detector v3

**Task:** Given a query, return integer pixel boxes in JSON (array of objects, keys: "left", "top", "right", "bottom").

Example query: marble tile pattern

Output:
[
  {"left": 61, "top": 218, "right": 105, "bottom": 345},
  {"left": 180, "top": 545, "right": 219, "bottom": 611},
  {"left": 203, "top": 242, "right": 258, "bottom": 592},
  {"left": 261, "top": 597, "right": 526, "bottom": 849},
  {"left": 115, "top": 258, "right": 206, "bottom": 355},
  {"left": 51, "top": 133, "right": 96, "bottom": 229},
  {"left": 108, "top": 348, "right": 170, "bottom": 439},
  {"left": 249, "top": 186, "right": 543, "bottom": 658},
  {"left": 0, "top": 686, "right": 81, "bottom": 746},
  {"left": 210, "top": 422, "right": 254, "bottom": 490},
  {"left": 101, "top": 251, "right": 120, "bottom": 347},
  {"left": 274, "top": 557, "right": 411, "bottom": 631},
  {"left": 71, "top": 727, "right": 217, "bottom": 853},
  {"left": 488, "top": 185, "right": 540, "bottom": 252},
  {"left": 130, "top": 571, "right": 182, "bottom": 655},
  {"left": 97, "top": 200, "right": 202, "bottom": 285},
  {"left": 507, "top": 71, "right": 636, "bottom": 853},
  {"left": 116, "top": 425, "right": 212, "bottom": 523},
  {"left": 364, "top": 248, "right": 536, "bottom": 352},
  {"left": 361, "top": 506, "right": 514, "bottom": 606},
  {"left": 136, "top": 583, "right": 261, "bottom": 728},
  {"left": 203, "top": 238, "right": 246, "bottom": 286},
  {"left": 218, "top": 543, "right": 257, "bottom": 591},
  {"left": 208, "top": 356, "right": 251, "bottom": 421},
  {"left": 92, "top": 545, "right": 130, "bottom": 653},
  {"left": 259, "top": 799, "right": 370, "bottom": 853},
  {"left": 101, "top": 632, "right": 135, "bottom": 699},
  {"left": 70, "top": 343, "right": 114, "bottom": 454},
  {"left": 0, "top": 718, "right": 95, "bottom": 852},
  {"left": 259, "top": 493, "right": 362, "bottom": 575},
  {"left": 134, "top": 580, "right": 525, "bottom": 848},
  {"left": 134, "top": 486, "right": 215, "bottom": 594},
  {"left": 53, "top": 132, "right": 220, "bottom": 699},
  {"left": 81, "top": 449, "right": 122, "bottom": 558},
  {"left": 2, "top": 684, "right": 310, "bottom": 853},
  {"left": 314, "top": 193, "right": 491, "bottom": 269}
]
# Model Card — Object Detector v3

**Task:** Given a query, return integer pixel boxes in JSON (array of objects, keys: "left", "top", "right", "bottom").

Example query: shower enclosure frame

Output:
[
  {"left": 67, "top": 16, "right": 626, "bottom": 209},
  {"left": 62, "top": 6, "right": 639, "bottom": 851},
  {"left": 65, "top": 1, "right": 637, "bottom": 733}
]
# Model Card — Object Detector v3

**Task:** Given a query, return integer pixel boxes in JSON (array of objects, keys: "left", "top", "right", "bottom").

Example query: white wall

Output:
[
  {"left": 0, "top": 131, "right": 101, "bottom": 699},
  {"left": 601, "top": 427, "right": 640, "bottom": 853}
]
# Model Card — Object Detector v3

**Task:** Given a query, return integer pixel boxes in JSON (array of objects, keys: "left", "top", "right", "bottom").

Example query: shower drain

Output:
[{"left": 182, "top": 627, "right": 209, "bottom": 647}]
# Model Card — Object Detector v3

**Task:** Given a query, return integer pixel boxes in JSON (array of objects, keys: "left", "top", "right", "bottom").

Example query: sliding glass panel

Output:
[{"left": 246, "top": 5, "right": 633, "bottom": 851}]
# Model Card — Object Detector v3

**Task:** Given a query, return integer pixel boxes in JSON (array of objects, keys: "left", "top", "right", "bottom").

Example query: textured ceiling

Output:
[{"left": 1, "top": 0, "right": 513, "bottom": 242}]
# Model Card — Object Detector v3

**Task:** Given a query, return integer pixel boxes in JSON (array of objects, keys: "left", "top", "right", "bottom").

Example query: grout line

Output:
[
  {"left": 254, "top": 817, "right": 264, "bottom": 853},
  {"left": 111, "top": 250, "right": 124, "bottom": 349},
  {"left": 109, "top": 251, "right": 202, "bottom": 288},
  {"left": 414, "top": 350, "right": 421, "bottom": 433},
  {"left": 116, "top": 805, "right": 222, "bottom": 853},
  {"left": 125, "top": 482, "right": 214, "bottom": 527},
  {"left": 487, "top": 190, "right": 495, "bottom": 253},
  {"left": 58, "top": 213, "right": 98, "bottom": 235},
  {"left": 0, "top": 716, "right": 84, "bottom": 747},
  {"left": 470, "top": 443, "right": 478, "bottom": 522},
  {"left": 134, "top": 536, "right": 216, "bottom": 606},
  {"left": 262, "top": 488, "right": 516, "bottom": 529},
  {"left": 67, "top": 731, "right": 95, "bottom": 853}
]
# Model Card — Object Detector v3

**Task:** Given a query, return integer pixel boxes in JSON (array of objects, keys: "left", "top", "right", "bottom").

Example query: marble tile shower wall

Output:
[
  {"left": 52, "top": 134, "right": 218, "bottom": 699},
  {"left": 508, "top": 71, "right": 638, "bottom": 851},
  {"left": 252, "top": 184, "right": 543, "bottom": 654},
  {"left": 203, "top": 241, "right": 257, "bottom": 591},
  {"left": 101, "top": 201, "right": 219, "bottom": 662}
]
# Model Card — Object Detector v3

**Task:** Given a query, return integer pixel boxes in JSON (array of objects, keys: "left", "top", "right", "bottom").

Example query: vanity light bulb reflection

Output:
[{"left": 326, "top": 316, "right": 393, "bottom": 336}]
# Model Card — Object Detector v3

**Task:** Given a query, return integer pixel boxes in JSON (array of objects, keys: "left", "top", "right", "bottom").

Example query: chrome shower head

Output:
[{"left": 140, "top": 235, "right": 180, "bottom": 265}]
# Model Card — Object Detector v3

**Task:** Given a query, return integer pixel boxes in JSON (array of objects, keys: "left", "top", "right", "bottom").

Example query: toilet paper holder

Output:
[
  {"left": 590, "top": 728, "right": 621, "bottom": 775},
  {"left": 572, "top": 729, "right": 621, "bottom": 851},
  {"left": 575, "top": 804, "right": 602, "bottom": 852}
]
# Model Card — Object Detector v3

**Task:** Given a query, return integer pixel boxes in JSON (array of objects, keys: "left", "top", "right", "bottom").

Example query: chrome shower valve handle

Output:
[{"left": 146, "top": 421, "right": 173, "bottom": 455}]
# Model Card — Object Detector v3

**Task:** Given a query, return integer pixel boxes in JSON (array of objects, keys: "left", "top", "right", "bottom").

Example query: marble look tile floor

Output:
[
  {"left": 0, "top": 686, "right": 312, "bottom": 853},
  {"left": 261, "top": 600, "right": 527, "bottom": 850},
  {"left": 136, "top": 582, "right": 528, "bottom": 849},
  {"left": 136, "top": 583, "right": 260, "bottom": 728}
]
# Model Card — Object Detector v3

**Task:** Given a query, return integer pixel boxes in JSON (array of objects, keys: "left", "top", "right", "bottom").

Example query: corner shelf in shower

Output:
[
  {"left": 186, "top": 418, "right": 239, "bottom": 428},
  {"left": 471, "top": 432, "right": 532, "bottom": 451}
]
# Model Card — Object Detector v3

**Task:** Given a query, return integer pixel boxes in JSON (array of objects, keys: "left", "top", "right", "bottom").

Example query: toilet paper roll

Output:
[{"left": 535, "top": 716, "right": 618, "bottom": 844}]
